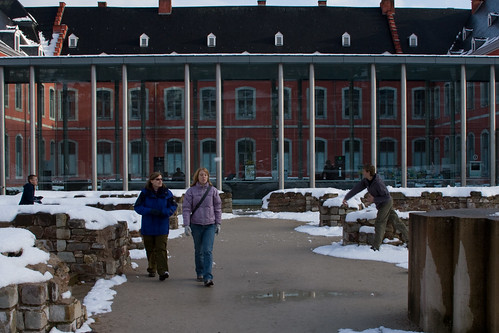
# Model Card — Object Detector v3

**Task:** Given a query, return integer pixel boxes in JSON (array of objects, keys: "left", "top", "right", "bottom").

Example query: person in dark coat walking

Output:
[
  {"left": 182, "top": 167, "right": 222, "bottom": 287},
  {"left": 342, "top": 164, "right": 408, "bottom": 251},
  {"left": 134, "top": 172, "right": 178, "bottom": 281},
  {"left": 19, "top": 174, "right": 43, "bottom": 205}
]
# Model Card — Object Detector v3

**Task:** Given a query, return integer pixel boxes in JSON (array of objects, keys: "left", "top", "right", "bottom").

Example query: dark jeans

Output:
[
  {"left": 191, "top": 223, "right": 216, "bottom": 281},
  {"left": 143, "top": 234, "right": 169, "bottom": 275}
]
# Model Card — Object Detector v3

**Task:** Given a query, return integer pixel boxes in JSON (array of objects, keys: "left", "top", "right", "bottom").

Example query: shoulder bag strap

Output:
[{"left": 190, "top": 185, "right": 212, "bottom": 216}]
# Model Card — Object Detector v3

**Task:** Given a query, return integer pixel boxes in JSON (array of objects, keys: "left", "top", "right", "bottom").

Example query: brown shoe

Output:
[{"left": 197, "top": 276, "right": 204, "bottom": 282}]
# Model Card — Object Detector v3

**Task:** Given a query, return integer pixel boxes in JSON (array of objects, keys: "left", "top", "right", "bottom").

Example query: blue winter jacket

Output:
[{"left": 134, "top": 186, "right": 178, "bottom": 236}]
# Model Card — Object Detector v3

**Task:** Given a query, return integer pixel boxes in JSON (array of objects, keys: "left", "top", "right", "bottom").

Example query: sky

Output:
[
  {"left": 3, "top": 186, "right": 497, "bottom": 332},
  {"left": 18, "top": 0, "right": 472, "bottom": 9}
]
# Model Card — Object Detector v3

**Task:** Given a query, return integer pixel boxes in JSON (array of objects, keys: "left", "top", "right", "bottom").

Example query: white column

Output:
[
  {"left": 216, "top": 63, "right": 223, "bottom": 189},
  {"left": 370, "top": 63, "right": 377, "bottom": 167},
  {"left": 309, "top": 63, "right": 316, "bottom": 188},
  {"left": 278, "top": 64, "right": 285, "bottom": 189},
  {"left": 0, "top": 67, "right": 5, "bottom": 195},
  {"left": 461, "top": 64, "right": 467, "bottom": 186},
  {"left": 29, "top": 66, "right": 36, "bottom": 174},
  {"left": 91, "top": 65, "right": 97, "bottom": 190},
  {"left": 401, "top": 64, "right": 407, "bottom": 187},
  {"left": 184, "top": 64, "right": 191, "bottom": 188},
  {"left": 490, "top": 65, "right": 496, "bottom": 186},
  {"left": 122, "top": 65, "right": 129, "bottom": 191}
]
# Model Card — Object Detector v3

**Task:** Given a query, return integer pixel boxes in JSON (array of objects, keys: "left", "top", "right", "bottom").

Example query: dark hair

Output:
[
  {"left": 27, "top": 174, "right": 37, "bottom": 182},
  {"left": 363, "top": 164, "right": 376, "bottom": 177},
  {"left": 145, "top": 172, "right": 165, "bottom": 191},
  {"left": 190, "top": 167, "right": 213, "bottom": 187}
]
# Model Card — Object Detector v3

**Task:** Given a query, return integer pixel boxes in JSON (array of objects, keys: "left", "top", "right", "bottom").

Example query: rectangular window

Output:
[
  {"left": 378, "top": 87, "right": 396, "bottom": 119},
  {"left": 49, "top": 89, "right": 55, "bottom": 119},
  {"left": 236, "top": 88, "right": 255, "bottom": 119},
  {"left": 165, "top": 88, "right": 184, "bottom": 120},
  {"left": 59, "top": 90, "right": 77, "bottom": 120},
  {"left": 342, "top": 87, "right": 361, "bottom": 119},
  {"left": 97, "top": 142, "right": 112, "bottom": 175},
  {"left": 433, "top": 87, "right": 440, "bottom": 119},
  {"left": 15, "top": 84, "right": 22, "bottom": 110},
  {"left": 284, "top": 87, "right": 292, "bottom": 119},
  {"left": 97, "top": 89, "right": 112, "bottom": 120},
  {"left": 480, "top": 82, "right": 489, "bottom": 108},
  {"left": 39, "top": 85, "right": 45, "bottom": 117},
  {"left": 200, "top": 88, "right": 216, "bottom": 120},
  {"left": 412, "top": 88, "right": 425, "bottom": 119},
  {"left": 466, "top": 82, "right": 474, "bottom": 110},
  {"left": 4, "top": 84, "right": 8, "bottom": 108}
]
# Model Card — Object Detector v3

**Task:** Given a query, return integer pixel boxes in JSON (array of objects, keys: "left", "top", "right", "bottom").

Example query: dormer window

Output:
[
  {"left": 207, "top": 33, "right": 216, "bottom": 47},
  {"left": 342, "top": 32, "right": 351, "bottom": 47},
  {"left": 409, "top": 33, "right": 418, "bottom": 47},
  {"left": 14, "top": 31, "right": 20, "bottom": 51},
  {"left": 275, "top": 32, "right": 283, "bottom": 46},
  {"left": 462, "top": 27, "right": 473, "bottom": 41},
  {"left": 472, "top": 37, "right": 487, "bottom": 51},
  {"left": 68, "top": 34, "right": 78, "bottom": 48},
  {"left": 140, "top": 33, "right": 149, "bottom": 48},
  {"left": 488, "top": 12, "right": 499, "bottom": 26}
]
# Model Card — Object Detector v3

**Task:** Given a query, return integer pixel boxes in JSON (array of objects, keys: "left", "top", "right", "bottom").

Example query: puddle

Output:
[{"left": 240, "top": 290, "right": 376, "bottom": 302}]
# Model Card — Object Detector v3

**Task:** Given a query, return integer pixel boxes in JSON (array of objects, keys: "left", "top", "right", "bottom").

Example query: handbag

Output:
[{"left": 190, "top": 185, "right": 212, "bottom": 216}]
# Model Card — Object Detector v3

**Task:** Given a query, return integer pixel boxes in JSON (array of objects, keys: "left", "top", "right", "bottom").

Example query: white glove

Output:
[
  {"left": 184, "top": 226, "right": 192, "bottom": 236},
  {"left": 215, "top": 224, "right": 221, "bottom": 235}
]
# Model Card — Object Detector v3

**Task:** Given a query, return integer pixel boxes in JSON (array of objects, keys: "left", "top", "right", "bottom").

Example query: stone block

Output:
[
  {"left": 16, "top": 309, "right": 24, "bottom": 330},
  {"left": 24, "top": 306, "right": 48, "bottom": 330},
  {"left": 48, "top": 281, "right": 59, "bottom": 302},
  {"left": 56, "top": 214, "right": 68, "bottom": 228},
  {"left": 68, "top": 219, "right": 86, "bottom": 229},
  {"left": 105, "top": 260, "right": 117, "bottom": 275},
  {"left": 58, "top": 252, "right": 76, "bottom": 263},
  {"left": 56, "top": 228, "right": 71, "bottom": 240},
  {"left": 20, "top": 283, "right": 48, "bottom": 306},
  {"left": 66, "top": 242, "right": 91, "bottom": 252},
  {"left": 49, "top": 301, "right": 77, "bottom": 322},
  {"left": 57, "top": 240, "right": 67, "bottom": 251},
  {"left": 55, "top": 320, "right": 77, "bottom": 332},
  {"left": 0, "top": 285, "right": 18, "bottom": 309},
  {"left": 0, "top": 308, "right": 16, "bottom": 333}
]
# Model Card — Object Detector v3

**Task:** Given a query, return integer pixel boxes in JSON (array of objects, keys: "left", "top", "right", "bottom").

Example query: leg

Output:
[
  {"left": 190, "top": 224, "right": 204, "bottom": 277},
  {"left": 201, "top": 224, "right": 216, "bottom": 281},
  {"left": 142, "top": 235, "right": 156, "bottom": 275},
  {"left": 373, "top": 198, "right": 392, "bottom": 250},
  {"left": 154, "top": 234, "right": 169, "bottom": 276},
  {"left": 389, "top": 209, "right": 409, "bottom": 243}
]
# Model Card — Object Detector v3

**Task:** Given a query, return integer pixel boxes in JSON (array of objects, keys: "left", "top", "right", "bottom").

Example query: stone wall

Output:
[
  {"left": 0, "top": 252, "right": 87, "bottom": 332},
  {"left": 265, "top": 189, "right": 499, "bottom": 247},
  {"left": 1, "top": 213, "right": 129, "bottom": 282}
]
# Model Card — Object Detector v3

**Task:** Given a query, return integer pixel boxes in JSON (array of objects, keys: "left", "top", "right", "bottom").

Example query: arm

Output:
[
  {"left": 134, "top": 191, "right": 155, "bottom": 216},
  {"left": 162, "top": 191, "right": 178, "bottom": 217},
  {"left": 182, "top": 190, "right": 193, "bottom": 226},
  {"left": 343, "top": 180, "right": 366, "bottom": 204},
  {"left": 213, "top": 188, "right": 222, "bottom": 224}
]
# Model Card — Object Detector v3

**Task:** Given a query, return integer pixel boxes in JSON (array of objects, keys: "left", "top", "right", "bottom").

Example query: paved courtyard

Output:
[{"left": 88, "top": 216, "right": 420, "bottom": 333}]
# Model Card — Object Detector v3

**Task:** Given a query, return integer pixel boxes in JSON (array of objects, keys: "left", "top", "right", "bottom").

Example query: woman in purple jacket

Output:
[{"left": 183, "top": 167, "right": 222, "bottom": 287}]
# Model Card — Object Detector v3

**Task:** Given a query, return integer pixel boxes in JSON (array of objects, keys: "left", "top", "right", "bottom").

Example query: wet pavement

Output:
[{"left": 88, "top": 216, "right": 421, "bottom": 333}]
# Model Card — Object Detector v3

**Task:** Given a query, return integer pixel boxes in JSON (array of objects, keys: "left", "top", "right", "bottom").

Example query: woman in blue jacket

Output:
[
  {"left": 182, "top": 167, "right": 222, "bottom": 287},
  {"left": 134, "top": 172, "right": 178, "bottom": 281}
]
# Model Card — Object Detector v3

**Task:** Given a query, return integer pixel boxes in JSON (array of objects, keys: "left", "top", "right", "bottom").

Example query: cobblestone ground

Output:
[{"left": 89, "top": 217, "right": 421, "bottom": 333}]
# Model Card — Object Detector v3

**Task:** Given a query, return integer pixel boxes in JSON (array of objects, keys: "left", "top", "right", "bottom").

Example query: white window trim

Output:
[
  {"left": 207, "top": 33, "right": 216, "bottom": 47},
  {"left": 68, "top": 34, "right": 78, "bottom": 48},
  {"left": 96, "top": 87, "right": 114, "bottom": 120},
  {"left": 342, "top": 32, "right": 351, "bottom": 47},
  {"left": 200, "top": 87, "right": 216, "bottom": 120},
  {"left": 275, "top": 32, "right": 283, "bottom": 46},
  {"left": 341, "top": 86, "right": 362, "bottom": 120},
  {"left": 378, "top": 87, "right": 397, "bottom": 119},
  {"left": 409, "top": 33, "right": 418, "bottom": 47},
  {"left": 140, "top": 33, "right": 149, "bottom": 48},
  {"left": 307, "top": 86, "right": 327, "bottom": 119},
  {"left": 411, "top": 87, "right": 425, "bottom": 119},
  {"left": 58, "top": 88, "right": 78, "bottom": 121},
  {"left": 164, "top": 87, "right": 184, "bottom": 120},
  {"left": 128, "top": 87, "right": 150, "bottom": 120},
  {"left": 235, "top": 87, "right": 256, "bottom": 120}
]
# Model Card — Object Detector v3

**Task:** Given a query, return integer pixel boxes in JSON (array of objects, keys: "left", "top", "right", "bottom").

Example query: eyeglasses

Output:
[{"left": 154, "top": 178, "right": 163, "bottom": 181}]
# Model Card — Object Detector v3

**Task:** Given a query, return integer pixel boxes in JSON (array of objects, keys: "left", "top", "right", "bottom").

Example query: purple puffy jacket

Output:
[{"left": 182, "top": 182, "right": 222, "bottom": 226}]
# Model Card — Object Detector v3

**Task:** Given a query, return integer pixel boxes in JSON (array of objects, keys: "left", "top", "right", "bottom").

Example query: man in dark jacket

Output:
[
  {"left": 342, "top": 164, "right": 408, "bottom": 251},
  {"left": 19, "top": 175, "right": 43, "bottom": 205}
]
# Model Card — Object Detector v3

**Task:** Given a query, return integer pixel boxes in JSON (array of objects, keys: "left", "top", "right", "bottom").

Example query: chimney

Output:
[
  {"left": 380, "top": 0, "right": 394, "bottom": 15},
  {"left": 98, "top": 2, "right": 106, "bottom": 7},
  {"left": 258, "top": 0, "right": 266, "bottom": 6},
  {"left": 472, "top": 0, "right": 483, "bottom": 14},
  {"left": 318, "top": 0, "right": 327, "bottom": 6},
  {"left": 159, "top": 0, "right": 172, "bottom": 15}
]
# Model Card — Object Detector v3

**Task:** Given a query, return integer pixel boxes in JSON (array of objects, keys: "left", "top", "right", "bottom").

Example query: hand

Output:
[
  {"left": 150, "top": 209, "right": 162, "bottom": 216},
  {"left": 342, "top": 199, "right": 347, "bottom": 206},
  {"left": 215, "top": 224, "right": 221, "bottom": 235},
  {"left": 184, "top": 226, "right": 192, "bottom": 236},
  {"left": 365, "top": 193, "right": 374, "bottom": 204}
]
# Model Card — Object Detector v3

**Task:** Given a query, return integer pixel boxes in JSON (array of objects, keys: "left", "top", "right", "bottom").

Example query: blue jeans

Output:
[{"left": 190, "top": 223, "right": 216, "bottom": 281}]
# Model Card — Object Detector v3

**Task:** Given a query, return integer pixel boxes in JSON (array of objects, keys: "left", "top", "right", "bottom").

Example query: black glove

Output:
[{"left": 150, "top": 209, "right": 162, "bottom": 216}]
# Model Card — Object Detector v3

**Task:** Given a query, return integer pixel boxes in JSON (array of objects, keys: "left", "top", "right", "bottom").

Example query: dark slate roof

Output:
[
  {"left": 26, "top": 5, "right": 470, "bottom": 56},
  {"left": 1, "top": 0, "right": 39, "bottom": 43},
  {"left": 25, "top": 7, "right": 59, "bottom": 44},
  {"left": 395, "top": 8, "right": 470, "bottom": 54}
]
